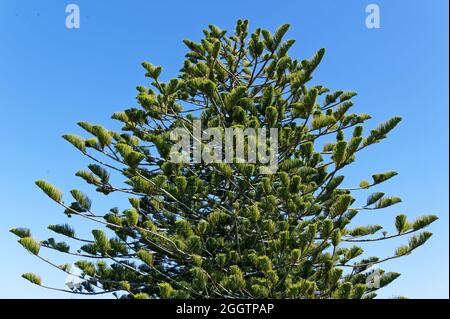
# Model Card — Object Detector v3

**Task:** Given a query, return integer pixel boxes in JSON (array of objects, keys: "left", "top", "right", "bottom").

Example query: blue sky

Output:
[{"left": 0, "top": 0, "right": 448, "bottom": 298}]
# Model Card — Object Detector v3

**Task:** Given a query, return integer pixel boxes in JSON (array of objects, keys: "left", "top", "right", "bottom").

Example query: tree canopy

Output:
[{"left": 12, "top": 20, "right": 437, "bottom": 299}]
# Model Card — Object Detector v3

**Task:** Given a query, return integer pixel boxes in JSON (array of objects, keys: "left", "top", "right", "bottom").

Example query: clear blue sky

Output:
[{"left": 0, "top": 0, "right": 448, "bottom": 298}]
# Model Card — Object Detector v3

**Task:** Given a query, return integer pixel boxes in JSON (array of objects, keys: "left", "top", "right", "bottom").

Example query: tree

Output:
[{"left": 12, "top": 20, "right": 437, "bottom": 299}]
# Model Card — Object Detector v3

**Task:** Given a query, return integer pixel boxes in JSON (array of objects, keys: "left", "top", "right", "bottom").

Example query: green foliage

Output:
[
  {"left": 35, "top": 180, "right": 62, "bottom": 202},
  {"left": 395, "top": 214, "right": 409, "bottom": 234},
  {"left": 18, "top": 237, "right": 40, "bottom": 255},
  {"left": 366, "top": 192, "right": 385, "bottom": 206},
  {"left": 137, "top": 249, "right": 154, "bottom": 266},
  {"left": 372, "top": 171, "right": 398, "bottom": 184},
  {"left": 375, "top": 196, "right": 402, "bottom": 209},
  {"left": 115, "top": 143, "right": 145, "bottom": 167},
  {"left": 125, "top": 209, "right": 139, "bottom": 227},
  {"left": 364, "top": 117, "right": 402, "bottom": 146},
  {"left": 63, "top": 134, "right": 86, "bottom": 152},
  {"left": 159, "top": 283, "right": 174, "bottom": 299},
  {"left": 330, "top": 195, "right": 353, "bottom": 217},
  {"left": 133, "top": 292, "right": 150, "bottom": 299},
  {"left": 408, "top": 231, "right": 433, "bottom": 251},
  {"left": 395, "top": 232, "right": 433, "bottom": 256},
  {"left": 88, "top": 164, "right": 110, "bottom": 183},
  {"left": 379, "top": 272, "right": 401, "bottom": 289},
  {"left": 348, "top": 225, "right": 382, "bottom": 237},
  {"left": 412, "top": 215, "right": 439, "bottom": 231},
  {"left": 16, "top": 20, "right": 437, "bottom": 299},
  {"left": 70, "top": 189, "right": 92, "bottom": 210},
  {"left": 48, "top": 224, "right": 75, "bottom": 238},
  {"left": 10, "top": 227, "right": 31, "bottom": 238},
  {"left": 92, "top": 230, "right": 110, "bottom": 254},
  {"left": 22, "top": 273, "right": 42, "bottom": 286},
  {"left": 42, "top": 238, "right": 70, "bottom": 253}
]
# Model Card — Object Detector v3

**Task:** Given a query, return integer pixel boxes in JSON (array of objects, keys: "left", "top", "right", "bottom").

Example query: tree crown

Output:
[{"left": 13, "top": 20, "right": 437, "bottom": 299}]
